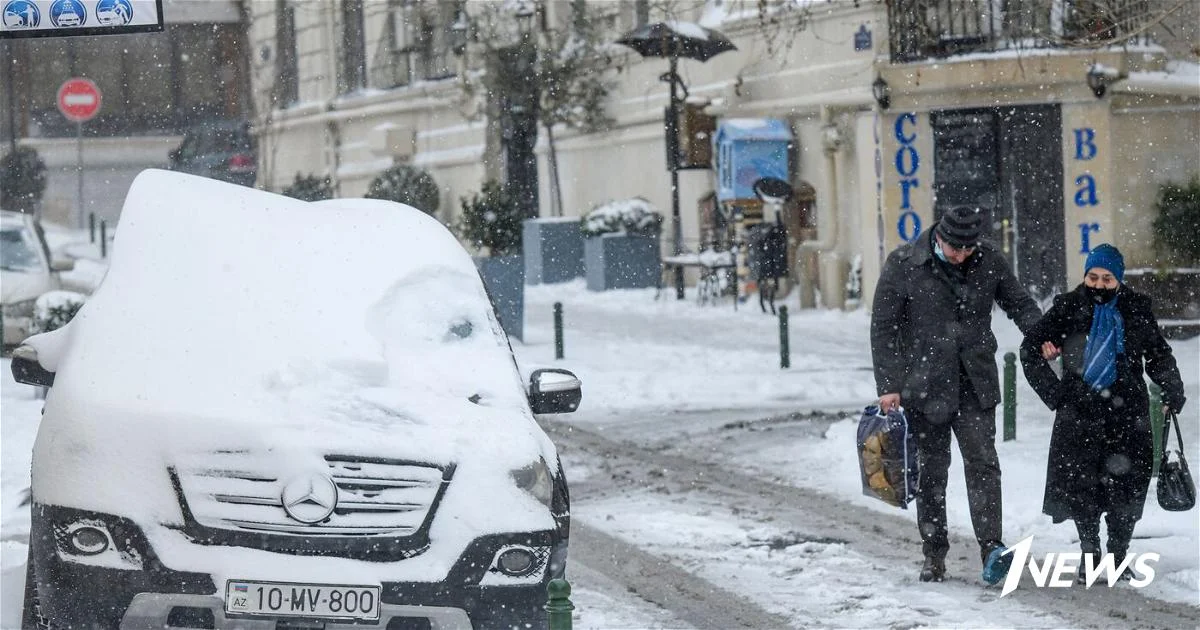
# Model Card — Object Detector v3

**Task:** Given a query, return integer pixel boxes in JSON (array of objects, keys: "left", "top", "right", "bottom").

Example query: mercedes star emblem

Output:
[{"left": 280, "top": 473, "right": 338, "bottom": 524}]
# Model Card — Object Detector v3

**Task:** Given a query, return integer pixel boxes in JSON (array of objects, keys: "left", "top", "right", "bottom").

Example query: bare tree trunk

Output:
[{"left": 545, "top": 121, "right": 565, "bottom": 217}]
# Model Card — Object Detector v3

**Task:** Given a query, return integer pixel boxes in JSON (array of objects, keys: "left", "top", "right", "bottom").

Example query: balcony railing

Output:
[{"left": 887, "top": 0, "right": 1153, "bottom": 63}]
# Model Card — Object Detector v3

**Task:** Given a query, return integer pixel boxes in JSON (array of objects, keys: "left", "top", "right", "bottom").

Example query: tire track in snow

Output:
[{"left": 545, "top": 414, "right": 1200, "bottom": 629}]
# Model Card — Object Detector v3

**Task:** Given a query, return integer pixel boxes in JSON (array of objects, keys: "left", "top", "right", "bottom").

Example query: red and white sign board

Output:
[{"left": 57, "top": 78, "right": 101, "bottom": 122}]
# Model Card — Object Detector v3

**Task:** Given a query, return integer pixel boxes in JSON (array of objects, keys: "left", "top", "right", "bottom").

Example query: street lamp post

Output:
[{"left": 667, "top": 56, "right": 684, "bottom": 299}]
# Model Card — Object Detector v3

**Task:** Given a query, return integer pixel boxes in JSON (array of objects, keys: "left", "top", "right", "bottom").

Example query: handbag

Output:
[
  {"left": 1157, "top": 411, "right": 1196, "bottom": 512},
  {"left": 856, "top": 406, "right": 920, "bottom": 509}
]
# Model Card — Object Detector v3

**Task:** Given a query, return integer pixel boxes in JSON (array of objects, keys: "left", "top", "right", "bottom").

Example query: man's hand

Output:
[
  {"left": 879, "top": 393, "right": 901, "bottom": 413},
  {"left": 1041, "top": 342, "right": 1061, "bottom": 360}
]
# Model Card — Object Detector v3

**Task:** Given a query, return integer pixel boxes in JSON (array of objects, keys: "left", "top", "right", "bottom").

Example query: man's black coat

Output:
[{"left": 871, "top": 228, "right": 1042, "bottom": 418}]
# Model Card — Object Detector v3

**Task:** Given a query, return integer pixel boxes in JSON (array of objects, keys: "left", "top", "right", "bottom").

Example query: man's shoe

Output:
[
  {"left": 982, "top": 545, "right": 1013, "bottom": 585},
  {"left": 920, "top": 557, "right": 946, "bottom": 582}
]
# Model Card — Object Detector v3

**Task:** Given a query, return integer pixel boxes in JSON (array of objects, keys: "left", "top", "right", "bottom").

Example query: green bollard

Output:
[
  {"left": 546, "top": 578, "right": 574, "bottom": 630},
  {"left": 553, "top": 302, "right": 564, "bottom": 360},
  {"left": 778, "top": 306, "right": 790, "bottom": 369},
  {"left": 89, "top": 213, "right": 95, "bottom": 243},
  {"left": 1150, "top": 382, "right": 1163, "bottom": 476},
  {"left": 1003, "top": 352, "right": 1017, "bottom": 441},
  {"left": 100, "top": 220, "right": 107, "bottom": 259}
]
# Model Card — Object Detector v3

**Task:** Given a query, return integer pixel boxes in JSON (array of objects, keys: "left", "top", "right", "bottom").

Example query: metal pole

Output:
[
  {"left": 76, "top": 121, "right": 84, "bottom": 229},
  {"left": 1150, "top": 382, "right": 1163, "bottom": 476},
  {"left": 100, "top": 220, "right": 107, "bottom": 258},
  {"left": 1003, "top": 352, "right": 1017, "bottom": 441},
  {"left": 89, "top": 213, "right": 95, "bottom": 243},
  {"left": 668, "top": 56, "right": 684, "bottom": 300},
  {"left": 553, "top": 302, "right": 564, "bottom": 360},
  {"left": 546, "top": 578, "right": 574, "bottom": 630},
  {"left": 778, "top": 305, "right": 789, "bottom": 369},
  {"left": 4, "top": 41, "right": 16, "bottom": 154}
]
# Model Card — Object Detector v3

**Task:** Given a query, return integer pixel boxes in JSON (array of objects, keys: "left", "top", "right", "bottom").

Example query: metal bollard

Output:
[
  {"left": 546, "top": 578, "right": 574, "bottom": 630},
  {"left": 89, "top": 213, "right": 95, "bottom": 243},
  {"left": 553, "top": 302, "right": 564, "bottom": 360},
  {"left": 100, "top": 220, "right": 107, "bottom": 259},
  {"left": 1003, "top": 352, "right": 1017, "bottom": 441},
  {"left": 778, "top": 305, "right": 789, "bottom": 369},
  {"left": 1150, "top": 382, "right": 1163, "bottom": 476}
]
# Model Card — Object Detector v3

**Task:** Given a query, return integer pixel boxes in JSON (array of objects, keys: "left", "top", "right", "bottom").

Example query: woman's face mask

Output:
[{"left": 1085, "top": 285, "right": 1119, "bottom": 304}]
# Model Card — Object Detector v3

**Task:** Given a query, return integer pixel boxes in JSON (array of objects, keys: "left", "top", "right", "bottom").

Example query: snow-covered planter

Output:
[
  {"left": 523, "top": 218, "right": 584, "bottom": 285},
  {"left": 581, "top": 198, "right": 663, "bottom": 291},
  {"left": 475, "top": 255, "right": 525, "bottom": 341},
  {"left": 458, "top": 181, "right": 524, "bottom": 339}
]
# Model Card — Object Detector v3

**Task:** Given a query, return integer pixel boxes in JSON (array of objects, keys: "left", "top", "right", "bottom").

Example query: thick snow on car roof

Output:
[{"left": 31, "top": 170, "right": 551, "bottom": 501}]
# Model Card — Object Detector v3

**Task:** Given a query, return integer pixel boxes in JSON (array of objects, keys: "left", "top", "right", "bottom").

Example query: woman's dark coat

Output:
[{"left": 1020, "top": 284, "right": 1186, "bottom": 523}]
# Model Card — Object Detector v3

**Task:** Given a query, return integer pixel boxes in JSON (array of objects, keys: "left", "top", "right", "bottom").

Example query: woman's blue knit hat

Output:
[{"left": 1085, "top": 244, "right": 1124, "bottom": 281}]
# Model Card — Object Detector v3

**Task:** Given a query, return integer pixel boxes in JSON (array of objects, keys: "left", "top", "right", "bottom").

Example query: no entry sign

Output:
[{"left": 57, "top": 78, "right": 102, "bottom": 122}]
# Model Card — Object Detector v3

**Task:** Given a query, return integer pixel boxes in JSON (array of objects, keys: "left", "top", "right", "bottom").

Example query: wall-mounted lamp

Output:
[
  {"left": 1086, "top": 64, "right": 1124, "bottom": 99},
  {"left": 872, "top": 76, "right": 891, "bottom": 110}
]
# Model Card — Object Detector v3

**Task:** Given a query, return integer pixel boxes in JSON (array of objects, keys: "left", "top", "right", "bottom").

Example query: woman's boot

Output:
[{"left": 1076, "top": 517, "right": 1101, "bottom": 585}]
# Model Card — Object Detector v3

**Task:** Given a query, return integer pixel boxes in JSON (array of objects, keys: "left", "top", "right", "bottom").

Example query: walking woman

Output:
[{"left": 1020, "top": 244, "right": 1186, "bottom": 575}]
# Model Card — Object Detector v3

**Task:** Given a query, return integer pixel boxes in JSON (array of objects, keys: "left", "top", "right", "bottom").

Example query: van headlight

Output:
[
  {"left": 3, "top": 298, "right": 36, "bottom": 319},
  {"left": 511, "top": 459, "right": 553, "bottom": 507}
]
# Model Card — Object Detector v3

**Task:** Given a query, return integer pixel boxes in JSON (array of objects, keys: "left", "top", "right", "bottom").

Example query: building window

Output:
[
  {"left": 371, "top": 0, "right": 414, "bottom": 89},
  {"left": 12, "top": 24, "right": 244, "bottom": 138},
  {"left": 339, "top": 0, "right": 367, "bottom": 94},
  {"left": 370, "top": 0, "right": 458, "bottom": 89},
  {"left": 415, "top": 0, "right": 459, "bottom": 81},
  {"left": 275, "top": 0, "right": 299, "bottom": 106}
]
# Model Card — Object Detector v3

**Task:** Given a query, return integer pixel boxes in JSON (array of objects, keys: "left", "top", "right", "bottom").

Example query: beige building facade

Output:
[{"left": 248, "top": 0, "right": 1200, "bottom": 309}]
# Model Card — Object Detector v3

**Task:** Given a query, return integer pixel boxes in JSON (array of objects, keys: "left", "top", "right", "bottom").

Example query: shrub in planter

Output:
[
  {"left": 0, "top": 146, "right": 47, "bottom": 213},
  {"left": 282, "top": 172, "right": 334, "bottom": 201},
  {"left": 457, "top": 180, "right": 524, "bottom": 340},
  {"left": 1152, "top": 177, "right": 1200, "bottom": 265},
  {"left": 365, "top": 164, "right": 440, "bottom": 217},
  {"left": 32, "top": 291, "right": 86, "bottom": 334},
  {"left": 456, "top": 180, "right": 522, "bottom": 257},
  {"left": 581, "top": 198, "right": 663, "bottom": 291}
]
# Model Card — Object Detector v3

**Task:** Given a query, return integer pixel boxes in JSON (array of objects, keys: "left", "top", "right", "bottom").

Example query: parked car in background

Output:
[
  {"left": 15, "top": 170, "right": 581, "bottom": 630},
  {"left": 2, "top": 210, "right": 74, "bottom": 348},
  {"left": 168, "top": 121, "right": 257, "bottom": 187}
]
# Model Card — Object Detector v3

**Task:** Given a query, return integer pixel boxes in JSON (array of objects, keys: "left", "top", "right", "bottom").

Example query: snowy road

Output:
[{"left": 547, "top": 409, "right": 1200, "bottom": 628}]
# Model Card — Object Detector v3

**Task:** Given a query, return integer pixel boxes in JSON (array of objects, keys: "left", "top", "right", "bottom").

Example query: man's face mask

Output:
[{"left": 933, "top": 239, "right": 948, "bottom": 263}]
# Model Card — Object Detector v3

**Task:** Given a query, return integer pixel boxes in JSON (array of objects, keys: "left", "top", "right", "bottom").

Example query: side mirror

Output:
[
  {"left": 11, "top": 345, "right": 55, "bottom": 388},
  {"left": 528, "top": 368, "right": 582, "bottom": 415},
  {"left": 50, "top": 259, "right": 75, "bottom": 272}
]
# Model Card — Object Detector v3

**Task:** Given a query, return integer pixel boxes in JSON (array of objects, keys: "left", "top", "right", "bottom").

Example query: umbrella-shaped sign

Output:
[{"left": 616, "top": 21, "right": 737, "bottom": 62}]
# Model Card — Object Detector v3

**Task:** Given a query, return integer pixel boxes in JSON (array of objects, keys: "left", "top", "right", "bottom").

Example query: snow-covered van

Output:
[{"left": 12, "top": 170, "right": 580, "bottom": 629}]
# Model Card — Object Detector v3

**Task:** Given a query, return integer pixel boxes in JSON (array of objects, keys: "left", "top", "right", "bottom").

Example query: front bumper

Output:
[{"left": 31, "top": 504, "right": 565, "bottom": 630}]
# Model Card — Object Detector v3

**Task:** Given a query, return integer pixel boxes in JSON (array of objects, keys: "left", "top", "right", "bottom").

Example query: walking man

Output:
[{"left": 870, "top": 206, "right": 1042, "bottom": 584}]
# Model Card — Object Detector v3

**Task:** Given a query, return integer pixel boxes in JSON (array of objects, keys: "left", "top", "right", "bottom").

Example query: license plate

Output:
[{"left": 225, "top": 580, "right": 381, "bottom": 620}]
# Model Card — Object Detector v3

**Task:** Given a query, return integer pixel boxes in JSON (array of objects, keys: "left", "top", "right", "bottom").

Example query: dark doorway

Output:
[{"left": 932, "top": 104, "right": 1065, "bottom": 298}]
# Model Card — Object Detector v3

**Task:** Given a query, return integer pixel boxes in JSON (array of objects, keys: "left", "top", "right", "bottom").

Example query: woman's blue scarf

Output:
[{"left": 1082, "top": 297, "right": 1124, "bottom": 391}]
